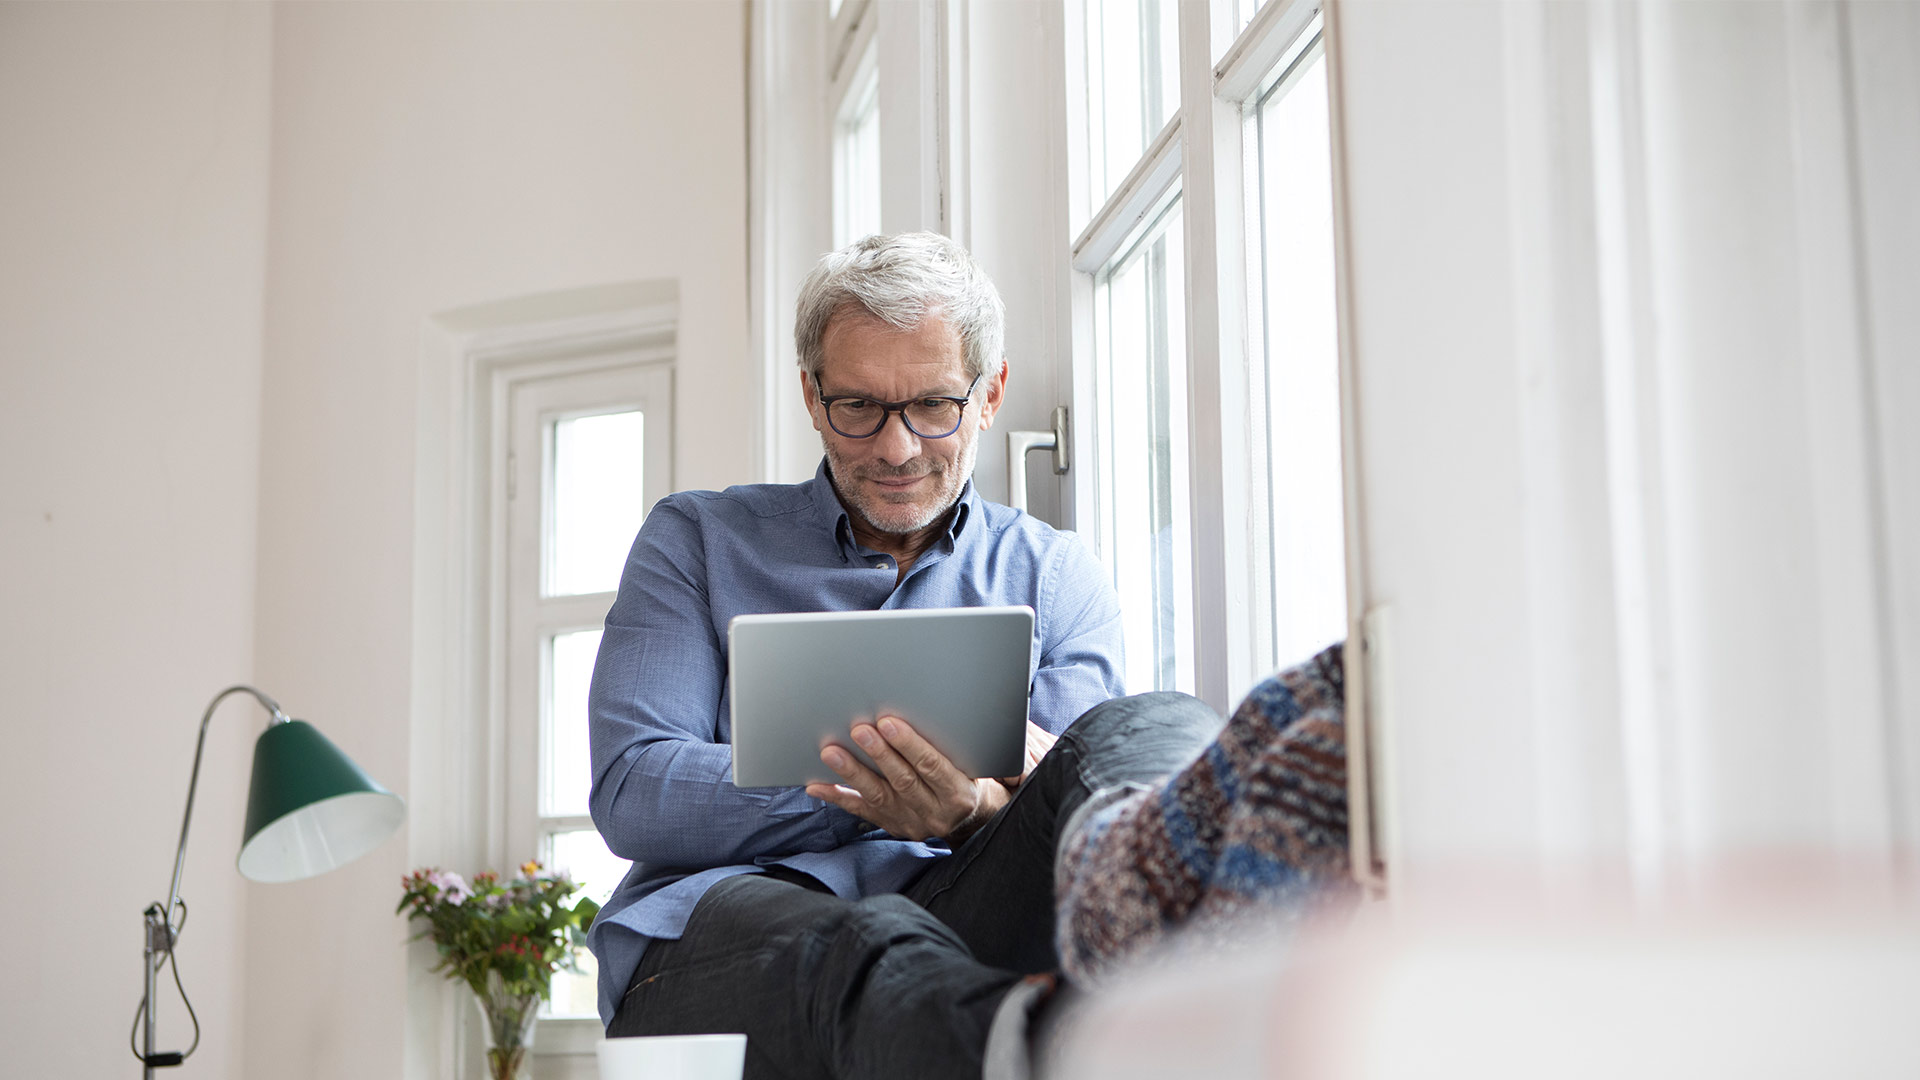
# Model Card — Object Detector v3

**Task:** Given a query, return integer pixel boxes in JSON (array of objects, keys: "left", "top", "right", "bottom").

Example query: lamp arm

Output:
[
  {"left": 162, "top": 685, "right": 291, "bottom": 927},
  {"left": 138, "top": 685, "right": 294, "bottom": 1075}
]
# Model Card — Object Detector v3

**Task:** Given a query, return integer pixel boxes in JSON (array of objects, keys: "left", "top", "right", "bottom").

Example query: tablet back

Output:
[{"left": 728, "top": 606, "right": 1034, "bottom": 788}]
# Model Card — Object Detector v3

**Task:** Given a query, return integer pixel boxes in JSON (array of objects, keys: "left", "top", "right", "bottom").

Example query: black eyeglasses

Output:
[{"left": 814, "top": 373, "right": 983, "bottom": 440}]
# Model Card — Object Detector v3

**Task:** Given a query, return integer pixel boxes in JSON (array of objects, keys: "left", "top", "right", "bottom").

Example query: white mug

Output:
[{"left": 596, "top": 1033, "right": 748, "bottom": 1080}]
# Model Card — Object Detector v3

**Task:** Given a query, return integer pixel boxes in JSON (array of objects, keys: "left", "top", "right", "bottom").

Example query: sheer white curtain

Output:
[{"left": 1334, "top": 0, "right": 1919, "bottom": 893}]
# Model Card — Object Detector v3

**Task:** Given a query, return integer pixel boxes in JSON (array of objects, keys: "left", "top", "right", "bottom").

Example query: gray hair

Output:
[{"left": 794, "top": 232, "right": 1006, "bottom": 383}]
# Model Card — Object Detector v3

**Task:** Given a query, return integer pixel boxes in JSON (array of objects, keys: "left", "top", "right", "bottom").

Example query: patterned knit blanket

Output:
[{"left": 1054, "top": 642, "right": 1354, "bottom": 984}]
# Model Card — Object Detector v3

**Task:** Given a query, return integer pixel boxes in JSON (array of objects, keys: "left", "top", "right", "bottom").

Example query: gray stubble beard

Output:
[{"left": 822, "top": 425, "right": 980, "bottom": 538}]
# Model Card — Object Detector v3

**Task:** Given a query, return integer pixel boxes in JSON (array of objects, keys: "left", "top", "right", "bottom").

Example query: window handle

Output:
[{"left": 1005, "top": 406, "right": 1071, "bottom": 514}]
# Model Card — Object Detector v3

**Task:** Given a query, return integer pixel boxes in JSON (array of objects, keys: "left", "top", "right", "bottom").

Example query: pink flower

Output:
[{"left": 425, "top": 869, "right": 471, "bottom": 904}]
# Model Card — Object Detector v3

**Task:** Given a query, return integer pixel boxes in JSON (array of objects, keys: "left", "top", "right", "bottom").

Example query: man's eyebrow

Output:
[{"left": 821, "top": 383, "right": 970, "bottom": 400}]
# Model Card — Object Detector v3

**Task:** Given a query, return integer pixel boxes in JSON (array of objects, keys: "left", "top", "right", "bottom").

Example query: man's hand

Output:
[
  {"left": 991, "top": 721, "right": 1059, "bottom": 790},
  {"left": 805, "top": 717, "right": 1011, "bottom": 843},
  {"left": 1019, "top": 721, "right": 1058, "bottom": 781}
]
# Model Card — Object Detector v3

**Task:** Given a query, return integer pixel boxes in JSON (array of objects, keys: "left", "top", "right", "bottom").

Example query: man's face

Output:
[{"left": 802, "top": 310, "right": 1005, "bottom": 538}]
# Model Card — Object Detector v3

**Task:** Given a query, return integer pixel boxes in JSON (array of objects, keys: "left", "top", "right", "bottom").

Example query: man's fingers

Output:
[
  {"left": 851, "top": 723, "right": 925, "bottom": 796},
  {"left": 819, "top": 744, "right": 890, "bottom": 808},
  {"left": 804, "top": 781, "right": 872, "bottom": 821},
  {"left": 1024, "top": 722, "right": 1058, "bottom": 777},
  {"left": 876, "top": 717, "right": 973, "bottom": 800},
  {"left": 817, "top": 718, "right": 984, "bottom": 840}
]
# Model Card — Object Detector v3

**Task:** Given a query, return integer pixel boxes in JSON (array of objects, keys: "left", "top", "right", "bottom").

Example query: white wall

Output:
[
  {"left": 0, "top": 4, "right": 272, "bottom": 1077},
  {"left": 966, "top": 0, "right": 1075, "bottom": 529},
  {"left": 246, "top": 4, "right": 748, "bottom": 1078}
]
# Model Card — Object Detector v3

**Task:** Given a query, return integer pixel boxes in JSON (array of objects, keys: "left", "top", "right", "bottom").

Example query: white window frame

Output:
[
  {"left": 409, "top": 284, "right": 678, "bottom": 1080},
  {"left": 1237, "top": 16, "right": 1349, "bottom": 683},
  {"left": 499, "top": 356, "right": 671, "bottom": 1057},
  {"left": 503, "top": 363, "right": 672, "bottom": 855},
  {"left": 1064, "top": 0, "right": 1378, "bottom": 886},
  {"left": 833, "top": 42, "right": 882, "bottom": 247},
  {"left": 501, "top": 362, "right": 669, "bottom": 1034},
  {"left": 1066, "top": 0, "right": 1353, "bottom": 711},
  {"left": 1090, "top": 190, "right": 1195, "bottom": 693}
]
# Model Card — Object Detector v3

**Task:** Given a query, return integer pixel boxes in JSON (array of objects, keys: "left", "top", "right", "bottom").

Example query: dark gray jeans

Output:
[{"left": 606, "top": 692, "right": 1221, "bottom": 1080}]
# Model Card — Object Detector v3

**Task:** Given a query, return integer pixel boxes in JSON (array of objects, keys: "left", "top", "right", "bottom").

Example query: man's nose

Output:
[{"left": 870, "top": 411, "right": 923, "bottom": 465}]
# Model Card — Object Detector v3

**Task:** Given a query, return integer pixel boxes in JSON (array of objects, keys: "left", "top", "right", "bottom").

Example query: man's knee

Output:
[
  {"left": 1070, "top": 690, "right": 1222, "bottom": 742},
  {"left": 828, "top": 894, "right": 970, "bottom": 965}
]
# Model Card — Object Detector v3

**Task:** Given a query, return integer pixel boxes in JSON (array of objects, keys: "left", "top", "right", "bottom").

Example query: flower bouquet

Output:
[{"left": 398, "top": 862, "right": 601, "bottom": 1080}]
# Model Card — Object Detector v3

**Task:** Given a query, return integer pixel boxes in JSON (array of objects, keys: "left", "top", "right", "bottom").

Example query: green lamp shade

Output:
[{"left": 237, "top": 719, "right": 405, "bottom": 884}]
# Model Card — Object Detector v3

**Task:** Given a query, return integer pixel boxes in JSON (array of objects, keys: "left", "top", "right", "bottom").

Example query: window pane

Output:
[
  {"left": 548, "top": 827, "right": 631, "bottom": 908},
  {"left": 1086, "top": 0, "right": 1179, "bottom": 208},
  {"left": 1251, "top": 45, "right": 1346, "bottom": 673},
  {"left": 544, "top": 937, "right": 602, "bottom": 1020},
  {"left": 545, "top": 629, "right": 601, "bottom": 817},
  {"left": 836, "top": 69, "right": 881, "bottom": 248},
  {"left": 542, "top": 827, "right": 633, "bottom": 1019},
  {"left": 1097, "top": 203, "right": 1193, "bottom": 694},
  {"left": 549, "top": 410, "right": 647, "bottom": 597},
  {"left": 1235, "top": 0, "right": 1269, "bottom": 37}
]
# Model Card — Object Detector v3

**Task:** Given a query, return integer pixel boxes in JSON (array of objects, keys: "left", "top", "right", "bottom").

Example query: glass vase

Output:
[{"left": 472, "top": 972, "right": 541, "bottom": 1080}]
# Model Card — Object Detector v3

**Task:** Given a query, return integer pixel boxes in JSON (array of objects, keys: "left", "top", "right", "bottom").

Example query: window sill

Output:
[{"left": 535, "top": 1015, "right": 604, "bottom": 1057}]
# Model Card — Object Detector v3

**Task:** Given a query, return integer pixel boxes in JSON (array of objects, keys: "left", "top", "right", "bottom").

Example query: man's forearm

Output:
[{"left": 592, "top": 735, "right": 868, "bottom": 868}]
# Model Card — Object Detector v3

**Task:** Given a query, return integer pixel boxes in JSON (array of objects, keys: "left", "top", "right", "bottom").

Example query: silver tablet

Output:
[{"left": 728, "top": 605, "right": 1035, "bottom": 789}]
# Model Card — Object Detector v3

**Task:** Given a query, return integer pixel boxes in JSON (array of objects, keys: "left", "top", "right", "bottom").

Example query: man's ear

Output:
[
  {"left": 799, "top": 369, "right": 824, "bottom": 433},
  {"left": 976, "top": 359, "right": 1010, "bottom": 430}
]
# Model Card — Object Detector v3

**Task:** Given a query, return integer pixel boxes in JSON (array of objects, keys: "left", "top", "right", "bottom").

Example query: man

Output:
[{"left": 587, "top": 233, "right": 1217, "bottom": 1079}]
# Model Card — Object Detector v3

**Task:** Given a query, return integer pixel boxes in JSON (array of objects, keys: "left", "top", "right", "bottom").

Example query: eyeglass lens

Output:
[{"left": 827, "top": 398, "right": 965, "bottom": 439}]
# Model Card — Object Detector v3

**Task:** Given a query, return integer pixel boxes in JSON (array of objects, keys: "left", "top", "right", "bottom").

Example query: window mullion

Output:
[
  {"left": 1216, "top": 0, "right": 1324, "bottom": 103},
  {"left": 531, "top": 593, "right": 617, "bottom": 637},
  {"left": 1176, "top": 0, "right": 1257, "bottom": 715},
  {"left": 1071, "top": 116, "right": 1183, "bottom": 274},
  {"left": 827, "top": 0, "right": 875, "bottom": 90}
]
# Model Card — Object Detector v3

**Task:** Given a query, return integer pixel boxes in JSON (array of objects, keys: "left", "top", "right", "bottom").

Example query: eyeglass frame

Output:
[{"left": 812, "top": 372, "right": 985, "bottom": 440}]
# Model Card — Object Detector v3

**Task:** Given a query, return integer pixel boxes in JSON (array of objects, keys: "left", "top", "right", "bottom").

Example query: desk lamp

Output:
[{"left": 132, "top": 685, "right": 405, "bottom": 1076}]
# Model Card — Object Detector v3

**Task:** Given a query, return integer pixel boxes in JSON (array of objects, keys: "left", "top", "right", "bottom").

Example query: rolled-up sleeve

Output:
[{"left": 587, "top": 500, "right": 867, "bottom": 870}]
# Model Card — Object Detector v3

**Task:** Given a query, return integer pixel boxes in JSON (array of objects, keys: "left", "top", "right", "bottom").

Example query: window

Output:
[
  {"left": 506, "top": 363, "right": 672, "bottom": 1024},
  {"left": 1246, "top": 19, "right": 1346, "bottom": 673},
  {"left": 1094, "top": 199, "right": 1194, "bottom": 693},
  {"left": 1075, "top": 0, "right": 1193, "bottom": 693},
  {"left": 413, "top": 287, "right": 681, "bottom": 1069},
  {"left": 1084, "top": 0, "right": 1180, "bottom": 208},
  {"left": 1231, "top": 0, "right": 1272, "bottom": 40},
  {"left": 830, "top": 2, "right": 881, "bottom": 249},
  {"left": 1073, "top": 0, "right": 1347, "bottom": 707},
  {"left": 835, "top": 54, "right": 881, "bottom": 247}
]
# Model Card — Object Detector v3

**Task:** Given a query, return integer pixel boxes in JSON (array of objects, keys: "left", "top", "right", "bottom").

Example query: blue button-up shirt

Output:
[{"left": 585, "top": 460, "right": 1126, "bottom": 1023}]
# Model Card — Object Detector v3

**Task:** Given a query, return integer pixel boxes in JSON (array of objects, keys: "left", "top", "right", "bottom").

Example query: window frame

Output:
[
  {"left": 1091, "top": 191, "right": 1196, "bottom": 693},
  {"left": 409, "top": 286, "right": 679, "bottom": 1078},
  {"left": 1068, "top": 0, "right": 1345, "bottom": 713},
  {"left": 833, "top": 41, "right": 882, "bottom": 248},
  {"left": 501, "top": 358, "right": 671, "bottom": 1043}
]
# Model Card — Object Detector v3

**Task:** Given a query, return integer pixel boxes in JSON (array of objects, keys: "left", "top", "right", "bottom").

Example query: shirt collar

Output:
[{"left": 805, "top": 457, "right": 979, "bottom": 561}]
